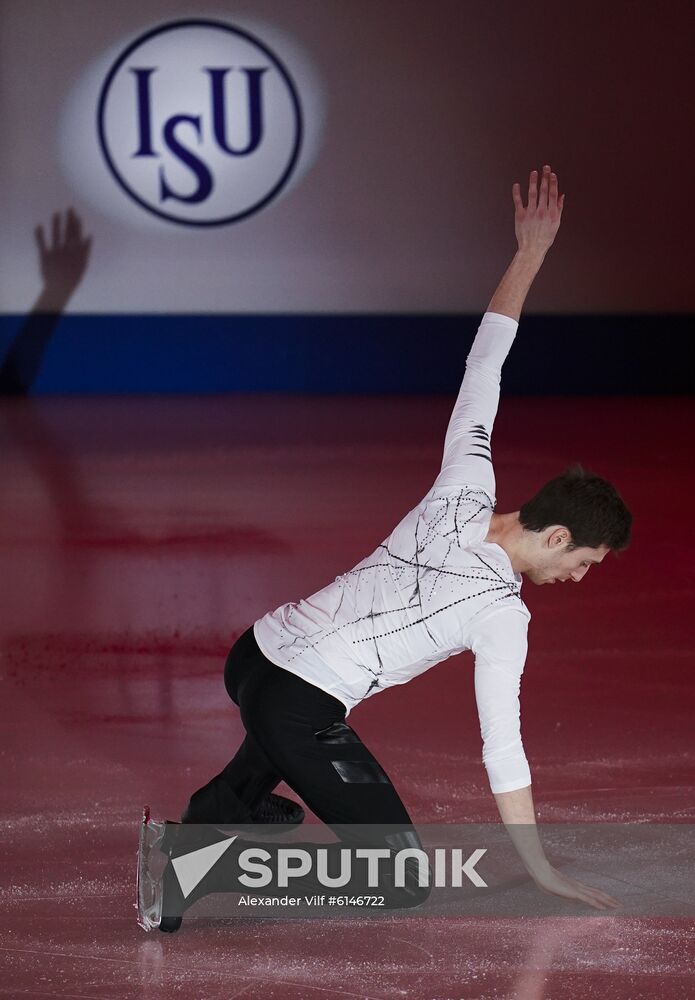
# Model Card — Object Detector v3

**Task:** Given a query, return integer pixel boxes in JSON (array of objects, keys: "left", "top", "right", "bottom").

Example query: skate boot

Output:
[
  {"left": 158, "top": 820, "right": 235, "bottom": 933},
  {"left": 159, "top": 853, "right": 185, "bottom": 933},
  {"left": 136, "top": 808, "right": 191, "bottom": 933},
  {"left": 181, "top": 775, "right": 304, "bottom": 829},
  {"left": 251, "top": 792, "right": 305, "bottom": 827}
]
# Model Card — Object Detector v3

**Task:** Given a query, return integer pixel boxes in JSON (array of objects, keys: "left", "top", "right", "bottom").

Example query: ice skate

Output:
[{"left": 135, "top": 808, "right": 204, "bottom": 932}]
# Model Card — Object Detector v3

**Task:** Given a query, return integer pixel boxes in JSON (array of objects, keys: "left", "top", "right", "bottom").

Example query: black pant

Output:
[
  {"left": 169, "top": 626, "right": 430, "bottom": 915},
  {"left": 220, "top": 625, "right": 415, "bottom": 831}
]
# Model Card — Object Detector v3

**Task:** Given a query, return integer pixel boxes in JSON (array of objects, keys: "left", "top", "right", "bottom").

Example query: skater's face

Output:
[{"left": 524, "top": 532, "right": 610, "bottom": 586}]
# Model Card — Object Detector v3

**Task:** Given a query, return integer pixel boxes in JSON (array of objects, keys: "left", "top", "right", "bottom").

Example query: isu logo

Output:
[{"left": 97, "top": 19, "right": 303, "bottom": 226}]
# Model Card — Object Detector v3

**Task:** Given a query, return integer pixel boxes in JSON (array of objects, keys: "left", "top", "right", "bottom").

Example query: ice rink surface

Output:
[{"left": 1, "top": 394, "right": 693, "bottom": 998}]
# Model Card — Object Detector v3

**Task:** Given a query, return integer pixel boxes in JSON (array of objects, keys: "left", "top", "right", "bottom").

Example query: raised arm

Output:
[
  {"left": 433, "top": 165, "right": 564, "bottom": 494},
  {"left": 0, "top": 209, "right": 92, "bottom": 393},
  {"left": 469, "top": 172, "right": 620, "bottom": 910}
]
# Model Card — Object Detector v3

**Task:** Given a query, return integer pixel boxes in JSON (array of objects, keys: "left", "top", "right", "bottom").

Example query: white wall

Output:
[{"left": 0, "top": 0, "right": 692, "bottom": 314}]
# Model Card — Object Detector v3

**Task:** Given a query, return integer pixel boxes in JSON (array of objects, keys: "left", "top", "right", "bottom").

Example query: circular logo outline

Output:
[{"left": 97, "top": 18, "right": 304, "bottom": 227}]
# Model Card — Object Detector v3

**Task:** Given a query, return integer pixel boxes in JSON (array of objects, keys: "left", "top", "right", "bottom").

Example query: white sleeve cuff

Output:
[
  {"left": 488, "top": 767, "right": 532, "bottom": 795},
  {"left": 482, "top": 310, "right": 519, "bottom": 331}
]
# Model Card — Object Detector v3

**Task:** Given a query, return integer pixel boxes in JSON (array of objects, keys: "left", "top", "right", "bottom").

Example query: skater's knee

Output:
[
  {"left": 223, "top": 627, "right": 253, "bottom": 703},
  {"left": 223, "top": 648, "right": 240, "bottom": 704}
]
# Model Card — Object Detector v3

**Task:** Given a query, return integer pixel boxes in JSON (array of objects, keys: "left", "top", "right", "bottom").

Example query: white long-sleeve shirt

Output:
[{"left": 254, "top": 311, "right": 531, "bottom": 794}]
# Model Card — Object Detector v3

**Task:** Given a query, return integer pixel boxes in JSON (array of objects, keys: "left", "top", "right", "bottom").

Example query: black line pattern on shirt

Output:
[
  {"left": 447, "top": 497, "right": 490, "bottom": 547},
  {"left": 427, "top": 535, "right": 456, "bottom": 600},
  {"left": 377, "top": 542, "right": 502, "bottom": 586},
  {"left": 427, "top": 493, "right": 489, "bottom": 598},
  {"left": 278, "top": 564, "right": 521, "bottom": 654},
  {"left": 473, "top": 551, "right": 520, "bottom": 601},
  {"left": 366, "top": 561, "right": 385, "bottom": 695},
  {"left": 430, "top": 502, "right": 490, "bottom": 594},
  {"left": 419, "top": 495, "right": 451, "bottom": 548},
  {"left": 466, "top": 422, "right": 492, "bottom": 462},
  {"left": 350, "top": 583, "right": 513, "bottom": 643},
  {"left": 275, "top": 486, "right": 524, "bottom": 692},
  {"left": 278, "top": 578, "right": 515, "bottom": 664},
  {"left": 412, "top": 517, "right": 437, "bottom": 644}
]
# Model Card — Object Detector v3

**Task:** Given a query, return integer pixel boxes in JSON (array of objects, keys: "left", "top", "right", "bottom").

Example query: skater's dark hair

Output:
[{"left": 519, "top": 463, "right": 632, "bottom": 551}]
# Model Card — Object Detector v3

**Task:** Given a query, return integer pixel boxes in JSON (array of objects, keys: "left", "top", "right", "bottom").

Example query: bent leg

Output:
[
  {"left": 176, "top": 626, "right": 429, "bottom": 916},
  {"left": 226, "top": 633, "right": 411, "bottom": 828},
  {"left": 218, "top": 732, "right": 281, "bottom": 812},
  {"left": 181, "top": 627, "right": 282, "bottom": 824},
  {"left": 231, "top": 646, "right": 430, "bottom": 903}
]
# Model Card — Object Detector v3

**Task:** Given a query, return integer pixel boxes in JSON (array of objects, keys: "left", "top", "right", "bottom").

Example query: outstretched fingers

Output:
[
  {"left": 572, "top": 876, "right": 620, "bottom": 911},
  {"left": 512, "top": 164, "right": 565, "bottom": 253},
  {"left": 589, "top": 887, "right": 620, "bottom": 909},
  {"left": 514, "top": 166, "right": 557, "bottom": 213},
  {"left": 521, "top": 166, "right": 564, "bottom": 210}
]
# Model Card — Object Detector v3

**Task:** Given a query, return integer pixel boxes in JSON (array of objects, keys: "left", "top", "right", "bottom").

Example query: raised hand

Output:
[
  {"left": 0, "top": 209, "right": 93, "bottom": 391},
  {"left": 512, "top": 165, "right": 564, "bottom": 255},
  {"left": 35, "top": 208, "right": 92, "bottom": 303}
]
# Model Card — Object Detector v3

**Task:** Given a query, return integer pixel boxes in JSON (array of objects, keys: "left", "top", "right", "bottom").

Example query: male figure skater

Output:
[{"left": 171, "top": 165, "right": 630, "bottom": 924}]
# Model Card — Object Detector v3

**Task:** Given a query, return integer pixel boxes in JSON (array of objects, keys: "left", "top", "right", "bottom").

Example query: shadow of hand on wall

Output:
[
  {"left": 36, "top": 208, "right": 92, "bottom": 306},
  {"left": 0, "top": 208, "right": 92, "bottom": 393},
  {"left": 0, "top": 209, "right": 99, "bottom": 544}
]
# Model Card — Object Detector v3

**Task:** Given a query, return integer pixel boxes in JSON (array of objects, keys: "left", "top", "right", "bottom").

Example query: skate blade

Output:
[{"left": 135, "top": 805, "right": 167, "bottom": 931}]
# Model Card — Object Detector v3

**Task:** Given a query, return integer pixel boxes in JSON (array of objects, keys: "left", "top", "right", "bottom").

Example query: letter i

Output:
[
  {"left": 434, "top": 848, "right": 447, "bottom": 887},
  {"left": 131, "top": 67, "right": 158, "bottom": 156}
]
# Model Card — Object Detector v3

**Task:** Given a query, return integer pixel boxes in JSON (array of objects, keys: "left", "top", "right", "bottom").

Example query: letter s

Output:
[
  {"left": 159, "top": 114, "right": 213, "bottom": 204},
  {"left": 237, "top": 848, "right": 272, "bottom": 887}
]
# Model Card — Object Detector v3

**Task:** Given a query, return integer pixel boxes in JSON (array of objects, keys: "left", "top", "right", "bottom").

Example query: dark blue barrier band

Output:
[{"left": 0, "top": 313, "right": 690, "bottom": 395}]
